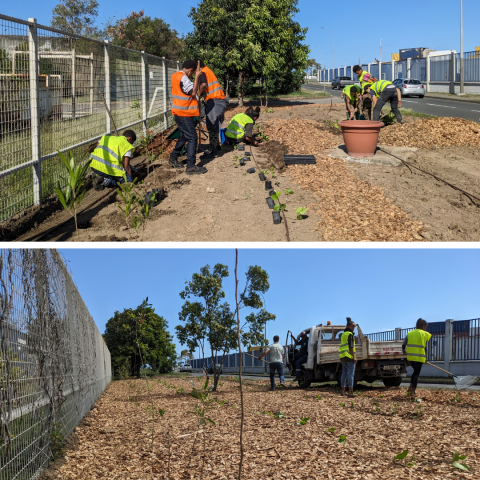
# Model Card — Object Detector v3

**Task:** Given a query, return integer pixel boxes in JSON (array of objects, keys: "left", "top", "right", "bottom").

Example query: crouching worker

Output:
[
  {"left": 225, "top": 106, "right": 261, "bottom": 146},
  {"left": 90, "top": 130, "right": 136, "bottom": 190},
  {"left": 341, "top": 85, "right": 361, "bottom": 120},
  {"left": 403, "top": 318, "right": 432, "bottom": 397},
  {"left": 363, "top": 81, "right": 403, "bottom": 124},
  {"left": 339, "top": 319, "right": 357, "bottom": 398}
]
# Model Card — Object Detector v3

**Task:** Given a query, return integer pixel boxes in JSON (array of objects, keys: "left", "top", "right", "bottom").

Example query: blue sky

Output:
[
  {"left": 59, "top": 248, "right": 480, "bottom": 357},
  {"left": 4, "top": 0, "right": 479, "bottom": 68}
]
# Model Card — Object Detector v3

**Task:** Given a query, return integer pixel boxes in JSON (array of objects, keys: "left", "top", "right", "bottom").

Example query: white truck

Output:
[{"left": 285, "top": 323, "right": 409, "bottom": 388}]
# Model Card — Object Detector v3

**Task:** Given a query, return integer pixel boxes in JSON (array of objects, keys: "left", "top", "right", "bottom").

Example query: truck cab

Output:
[{"left": 285, "top": 323, "right": 408, "bottom": 388}]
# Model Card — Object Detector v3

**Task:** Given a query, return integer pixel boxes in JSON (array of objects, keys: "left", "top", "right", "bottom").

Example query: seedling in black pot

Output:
[
  {"left": 247, "top": 167, "right": 255, "bottom": 174},
  {"left": 259, "top": 172, "right": 266, "bottom": 181},
  {"left": 296, "top": 207, "right": 307, "bottom": 219},
  {"left": 268, "top": 190, "right": 276, "bottom": 197},
  {"left": 272, "top": 211, "right": 281, "bottom": 224},
  {"left": 265, "top": 181, "right": 272, "bottom": 190},
  {"left": 238, "top": 144, "right": 244, "bottom": 151},
  {"left": 239, "top": 158, "right": 245, "bottom": 166},
  {"left": 266, "top": 197, "right": 275, "bottom": 209}
]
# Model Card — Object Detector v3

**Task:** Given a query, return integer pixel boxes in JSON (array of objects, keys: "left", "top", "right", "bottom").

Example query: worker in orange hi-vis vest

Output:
[
  {"left": 195, "top": 60, "right": 228, "bottom": 160},
  {"left": 169, "top": 60, "right": 206, "bottom": 175}
]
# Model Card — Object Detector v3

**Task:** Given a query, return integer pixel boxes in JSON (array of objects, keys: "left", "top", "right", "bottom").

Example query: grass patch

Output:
[
  {"left": 426, "top": 92, "right": 480, "bottom": 100},
  {"left": 244, "top": 87, "right": 330, "bottom": 101},
  {"left": 399, "top": 108, "right": 436, "bottom": 119}
]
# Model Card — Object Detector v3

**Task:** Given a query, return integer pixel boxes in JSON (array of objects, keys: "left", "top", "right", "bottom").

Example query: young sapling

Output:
[{"left": 296, "top": 207, "right": 308, "bottom": 219}]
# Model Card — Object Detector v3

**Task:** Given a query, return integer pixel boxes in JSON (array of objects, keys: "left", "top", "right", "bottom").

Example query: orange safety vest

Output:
[
  {"left": 202, "top": 66, "right": 225, "bottom": 101},
  {"left": 171, "top": 71, "right": 199, "bottom": 117}
]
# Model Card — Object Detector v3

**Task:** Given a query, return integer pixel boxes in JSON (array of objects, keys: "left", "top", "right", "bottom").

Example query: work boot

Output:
[
  {"left": 340, "top": 388, "right": 346, "bottom": 396},
  {"left": 347, "top": 389, "right": 355, "bottom": 398},
  {"left": 407, "top": 384, "right": 414, "bottom": 397},
  {"left": 199, "top": 149, "right": 219, "bottom": 160},
  {"left": 269, "top": 387, "right": 275, "bottom": 391},
  {"left": 169, "top": 158, "right": 184, "bottom": 169},
  {"left": 93, "top": 176, "right": 104, "bottom": 191},
  {"left": 186, "top": 165, "right": 208, "bottom": 175}
]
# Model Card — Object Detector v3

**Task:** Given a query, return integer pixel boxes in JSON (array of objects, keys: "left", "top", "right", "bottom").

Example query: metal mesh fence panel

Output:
[
  {"left": 370, "top": 64, "right": 379, "bottom": 79},
  {"left": 364, "top": 330, "right": 395, "bottom": 342},
  {"left": 453, "top": 318, "right": 480, "bottom": 360},
  {"left": 0, "top": 15, "right": 181, "bottom": 223},
  {"left": 381, "top": 63, "right": 392, "bottom": 81},
  {"left": 346, "top": 66, "right": 352, "bottom": 78},
  {"left": 0, "top": 248, "right": 111, "bottom": 480},
  {"left": 431, "top": 55, "right": 451, "bottom": 81},
  {"left": 457, "top": 51, "right": 480, "bottom": 82},
  {"left": 395, "top": 61, "right": 406, "bottom": 79},
  {"left": 426, "top": 322, "right": 445, "bottom": 361},
  {"left": 410, "top": 59, "right": 426, "bottom": 81}
]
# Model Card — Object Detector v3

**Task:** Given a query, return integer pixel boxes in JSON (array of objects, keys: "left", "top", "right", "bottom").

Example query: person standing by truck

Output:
[
  {"left": 293, "top": 331, "right": 309, "bottom": 380},
  {"left": 259, "top": 335, "right": 285, "bottom": 391},
  {"left": 339, "top": 319, "right": 357, "bottom": 397},
  {"left": 403, "top": 318, "right": 432, "bottom": 397},
  {"left": 341, "top": 85, "right": 361, "bottom": 120}
]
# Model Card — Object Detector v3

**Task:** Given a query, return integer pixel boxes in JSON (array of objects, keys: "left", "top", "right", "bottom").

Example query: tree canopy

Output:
[
  {"left": 107, "top": 10, "right": 184, "bottom": 59},
  {"left": 183, "top": 0, "right": 309, "bottom": 105},
  {"left": 175, "top": 263, "right": 275, "bottom": 390},
  {"left": 103, "top": 299, "right": 176, "bottom": 378},
  {"left": 51, "top": 0, "right": 100, "bottom": 37}
]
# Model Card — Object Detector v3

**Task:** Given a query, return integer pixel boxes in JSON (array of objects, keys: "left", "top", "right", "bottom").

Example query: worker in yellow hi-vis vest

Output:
[
  {"left": 90, "top": 130, "right": 137, "bottom": 190},
  {"left": 402, "top": 318, "right": 432, "bottom": 397},
  {"left": 339, "top": 318, "right": 357, "bottom": 398}
]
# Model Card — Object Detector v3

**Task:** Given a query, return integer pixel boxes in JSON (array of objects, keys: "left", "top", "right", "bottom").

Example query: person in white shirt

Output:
[{"left": 259, "top": 335, "right": 285, "bottom": 391}]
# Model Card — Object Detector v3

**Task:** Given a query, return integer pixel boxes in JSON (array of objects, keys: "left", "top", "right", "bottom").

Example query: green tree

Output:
[
  {"left": 103, "top": 298, "right": 176, "bottom": 377},
  {"left": 175, "top": 264, "right": 275, "bottom": 391},
  {"left": 184, "top": 0, "right": 309, "bottom": 106},
  {"left": 107, "top": 10, "right": 184, "bottom": 59},
  {"left": 51, "top": 0, "right": 100, "bottom": 37}
]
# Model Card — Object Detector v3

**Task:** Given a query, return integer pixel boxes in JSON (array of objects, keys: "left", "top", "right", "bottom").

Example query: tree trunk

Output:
[
  {"left": 238, "top": 71, "right": 245, "bottom": 108},
  {"left": 213, "top": 373, "right": 219, "bottom": 391},
  {"left": 235, "top": 249, "right": 244, "bottom": 480},
  {"left": 265, "top": 78, "right": 268, "bottom": 108}
]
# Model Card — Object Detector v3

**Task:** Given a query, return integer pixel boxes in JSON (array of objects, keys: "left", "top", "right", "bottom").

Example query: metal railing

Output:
[
  {"left": 453, "top": 318, "right": 480, "bottom": 360},
  {"left": 364, "top": 330, "right": 395, "bottom": 342},
  {"left": 0, "top": 14, "right": 180, "bottom": 222},
  {"left": 0, "top": 248, "right": 111, "bottom": 480}
]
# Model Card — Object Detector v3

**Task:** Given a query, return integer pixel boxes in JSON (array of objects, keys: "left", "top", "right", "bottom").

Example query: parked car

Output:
[
  {"left": 331, "top": 76, "right": 358, "bottom": 90},
  {"left": 180, "top": 363, "right": 192, "bottom": 373},
  {"left": 206, "top": 363, "right": 223, "bottom": 374},
  {"left": 392, "top": 78, "right": 425, "bottom": 98}
]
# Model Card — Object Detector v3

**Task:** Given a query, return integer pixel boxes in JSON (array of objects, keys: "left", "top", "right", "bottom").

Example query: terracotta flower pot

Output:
[{"left": 338, "top": 120, "right": 384, "bottom": 157}]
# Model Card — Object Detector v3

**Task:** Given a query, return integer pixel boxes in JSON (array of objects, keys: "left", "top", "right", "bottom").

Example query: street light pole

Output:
[
  {"left": 380, "top": 39, "right": 382, "bottom": 64},
  {"left": 321, "top": 26, "right": 335, "bottom": 77},
  {"left": 460, "top": 0, "right": 464, "bottom": 94}
]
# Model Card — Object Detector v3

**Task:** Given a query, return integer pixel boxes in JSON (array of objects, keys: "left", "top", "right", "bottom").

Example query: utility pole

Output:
[
  {"left": 380, "top": 39, "right": 382, "bottom": 64},
  {"left": 460, "top": 0, "right": 464, "bottom": 94}
]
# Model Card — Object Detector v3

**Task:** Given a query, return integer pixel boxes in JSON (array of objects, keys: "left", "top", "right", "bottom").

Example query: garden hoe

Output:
[{"left": 426, "top": 362, "right": 479, "bottom": 390}]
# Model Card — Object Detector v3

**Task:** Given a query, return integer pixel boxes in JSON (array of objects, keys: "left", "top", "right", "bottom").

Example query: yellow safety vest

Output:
[
  {"left": 358, "top": 71, "right": 374, "bottom": 89},
  {"left": 370, "top": 80, "right": 394, "bottom": 96},
  {"left": 90, "top": 135, "right": 132, "bottom": 181},
  {"left": 405, "top": 329, "right": 432, "bottom": 363},
  {"left": 343, "top": 85, "right": 360, "bottom": 103},
  {"left": 339, "top": 331, "right": 356, "bottom": 360},
  {"left": 225, "top": 113, "right": 254, "bottom": 140}
]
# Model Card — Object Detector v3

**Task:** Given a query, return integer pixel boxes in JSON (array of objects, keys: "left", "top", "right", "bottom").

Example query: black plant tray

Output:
[{"left": 284, "top": 155, "right": 316, "bottom": 165}]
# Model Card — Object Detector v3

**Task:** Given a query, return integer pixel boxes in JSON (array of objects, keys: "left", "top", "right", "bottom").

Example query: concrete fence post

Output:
[
  {"left": 89, "top": 52, "right": 94, "bottom": 114},
  {"left": 392, "top": 60, "right": 396, "bottom": 80},
  {"left": 71, "top": 48, "right": 76, "bottom": 119},
  {"left": 368, "top": 63, "right": 371, "bottom": 75},
  {"left": 426, "top": 56, "right": 431, "bottom": 92},
  {"left": 141, "top": 51, "right": 147, "bottom": 136},
  {"left": 379, "top": 62, "right": 382, "bottom": 80},
  {"left": 445, "top": 319, "right": 454, "bottom": 372},
  {"left": 450, "top": 52, "right": 456, "bottom": 94},
  {"left": 104, "top": 41, "right": 111, "bottom": 134},
  {"left": 395, "top": 328, "right": 401, "bottom": 341},
  {"left": 28, "top": 18, "right": 41, "bottom": 206},
  {"left": 162, "top": 57, "right": 167, "bottom": 131}
]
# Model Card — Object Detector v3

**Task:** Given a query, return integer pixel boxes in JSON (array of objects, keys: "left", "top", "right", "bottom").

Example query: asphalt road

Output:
[
  {"left": 303, "top": 84, "right": 480, "bottom": 122},
  {"left": 191, "top": 373, "right": 479, "bottom": 390}
]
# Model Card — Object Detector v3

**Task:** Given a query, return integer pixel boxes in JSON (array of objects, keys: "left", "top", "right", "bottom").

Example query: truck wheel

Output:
[
  {"left": 382, "top": 377, "right": 402, "bottom": 387},
  {"left": 297, "top": 369, "right": 311, "bottom": 388}
]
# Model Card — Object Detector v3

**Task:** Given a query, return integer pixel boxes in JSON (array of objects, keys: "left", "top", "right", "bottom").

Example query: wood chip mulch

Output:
[
  {"left": 379, "top": 117, "right": 480, "bottom": 149},
  {"left": 260, "top": 118, "right": 423, "bottom": 241},
  {"left": 46, "top": 378, "right": 479, "bottom": 480}
]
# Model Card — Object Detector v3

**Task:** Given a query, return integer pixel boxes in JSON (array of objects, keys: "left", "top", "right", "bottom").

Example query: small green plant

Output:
[
  {"left": 338, "top": 435, "right": 346, "bottom": 444},
  {"left": 375, "top": 402, "right": 380, "bottom": 413},
  {"left": 50, "top": 423, "right": 65, "bottom": 461},
  {"left": 350, "top": 402, "right": 354, "bottom": 408},
  {"left": 131, "top": 99, "right": 141, "bottom": 118},
  {"left": 296, "top": 207, "right": 307, "bottom": 219},
  {"left": 391, "top": 403, "right": 398, "bottom": 416},
  {"left": 285, "top": 188, "right": 294, "bottom": 195},
  {"left": 54, "top": 150, "right": 92, "bottom": 237},
  {"left": 328, "top": 427, "right": 336, "bottom": 434},
  {"left": 452, "top": 451, "right": 470, "bottom": 471},
  {"left": 295, "top": 417, "right": 309, "bottom": 426},
  {"left": 340, "top": 402, "right": 345, "bottom": 407},
  {"left": 413, "top": 404, "right": 423, "bottom": 419},
  {"left": 265, "top": 107, "right": 274, "bottom": 113},
  {"left": 316, "top": 395, "right": 322, "bottom": 400},
  {"left": 393, "top": 450, "right": 417, "bottom": 467},
  {"left": 116, "top": 178, "right": 140, "bottom": 228},
  {"left": 273, "top": 411, "right": 284, "bottom": 419},
  {"left": 270, "top": 191, "right": 286, "bottom": 212}
]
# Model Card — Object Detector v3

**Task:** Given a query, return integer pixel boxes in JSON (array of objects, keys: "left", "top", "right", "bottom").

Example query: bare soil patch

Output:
[{"left": 42, "top": 378, "right": 479, "bottom": 479}]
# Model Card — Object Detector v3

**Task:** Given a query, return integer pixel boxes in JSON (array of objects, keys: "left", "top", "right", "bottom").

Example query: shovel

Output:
[{"left": 426, "top": 362, "right": 479, "bottom": 391}]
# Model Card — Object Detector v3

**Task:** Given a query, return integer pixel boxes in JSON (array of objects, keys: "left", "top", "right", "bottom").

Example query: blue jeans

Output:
[
  {"left": 91, "top": 167, "right": 133, "bottom": 187},
  {"left": 171, "top": 115, "right": 198, "bottom": 168},
  {"left": 341, "top": 361, "right": 355, "bottom": 388},
  {"left": 269, "top": 362, "right": 285, "bottom": 388},
  {"left": 295, "top": 354, "right": 308, "bottom": 378}
]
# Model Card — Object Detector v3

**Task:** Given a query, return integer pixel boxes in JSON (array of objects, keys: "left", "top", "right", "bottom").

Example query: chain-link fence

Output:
[
  {"left": 0, "top": 248, "right": 111, "bottom": 480},
  {"left": 0, "top": 14, "right": 180, "bottom": 222}
]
